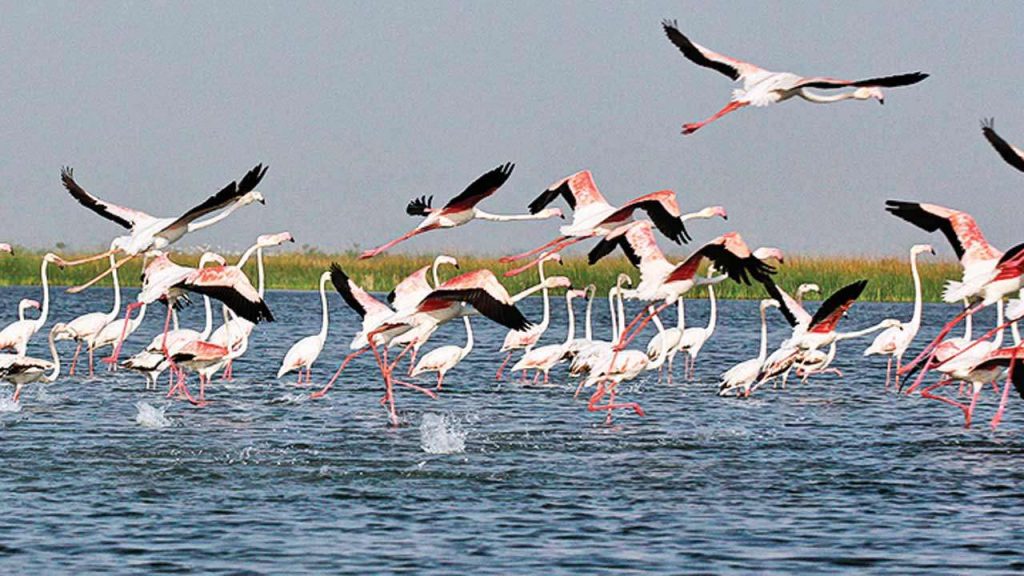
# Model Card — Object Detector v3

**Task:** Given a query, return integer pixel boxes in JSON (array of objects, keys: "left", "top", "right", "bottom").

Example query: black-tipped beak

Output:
[
  {"left": 559, "top": 213, "right": 566, "bottom": 220},
  {"left": 259, "top": 198, "right": 266, "bottom": 205},
  {"left": 723, "top": 214, "right": 729, "bottom": 221},
  {"left": 454, "top": 263, "right": 461, "bottom": 269},
  {"left": 930, "top": 248, "right": 936, "bottom": 255},
  {"left": 879, "top": 99, "right": 885, "bottom": 106}
]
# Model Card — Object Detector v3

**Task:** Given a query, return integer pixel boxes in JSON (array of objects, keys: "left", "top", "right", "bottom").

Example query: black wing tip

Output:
[
  {"left": 981, "top": 117, "right": 995, "bottom": 131},
  {"left": 661, "top": 18, "right": 679, "bottom": 31},
  {"left": 406, "top": 195, "right": 433, "bottom": 217}
]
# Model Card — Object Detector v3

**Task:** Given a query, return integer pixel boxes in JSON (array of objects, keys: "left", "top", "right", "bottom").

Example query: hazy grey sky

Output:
[{"left": 2, "top": 1, "right": 1023, "bottom": 258}]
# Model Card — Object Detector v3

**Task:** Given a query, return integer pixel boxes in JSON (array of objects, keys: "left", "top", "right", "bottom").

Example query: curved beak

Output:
[{"left": 879, "top": 98, "right": 885, "bottom": 106}]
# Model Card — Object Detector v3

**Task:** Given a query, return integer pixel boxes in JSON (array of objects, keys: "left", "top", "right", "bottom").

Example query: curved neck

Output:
[
  {"left": 200, "top": 296, "right": 213, "bottom": 339},
  {"left": 107, "top": 252, "right": 121, "bottom": 321},
  {"left": 798, "top": 88, "right": 858, "bottom": 104},
  {"left": 537, "top": 259, "right": 551, "bottom": 330},
  {"left": 706, "top": 285, "right": 717, "bottom": 334},
  {"left": 583, "top": 290, "right": 593, "bottom": 341},
  {"left": 36, "top": 259, "right": 51, "bottom": 329},
  {"left": 317, "top": 275, "right": 330, "bottom": 340},
  {"left": 908, "top": 251, "right": 923, "bottom": 330},
  {"left": 46, "top": 329, "right": 60, "bottom": 381},
  {"left": 616, "top": 287, "right": 626, "bottom": 339},
  {"left": 757, "top": 307, "right": 770, "bottom": 362},
  {"left": 188, "top": 198, "right": 247, "bottom": 232},
  {"left": 646, "top": 305, "right": 670, "bottom": 369},
  {"left": 461, "top": 316, "right": 473, "bottom": 356},
  {"left": 564, "top": 294, "right": 576, "bottom": 345},
  {"left": 131, "top": 303, "right": 147, "bottom": 327},
  {"left": 431, "top": 259, "right": 446, "bottom": 287},
  {"left": 236, "top": 242, "right": 260, "bottom": 268}
]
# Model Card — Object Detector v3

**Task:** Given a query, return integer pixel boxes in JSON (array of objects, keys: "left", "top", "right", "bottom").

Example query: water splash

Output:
[
  {"left": 420, "top": 413, "right": 466, "bottom": 454},
  {"left": 0, "top": 396, "right": 21, "bottom": 413},
  {"left": 135, "top": 401, "right": 172, "bottom": 428}
]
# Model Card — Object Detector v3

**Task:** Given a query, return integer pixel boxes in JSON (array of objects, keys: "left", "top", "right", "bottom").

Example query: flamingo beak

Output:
[{"left": 879, "top": 98, "right": 885, "bottom": 106}]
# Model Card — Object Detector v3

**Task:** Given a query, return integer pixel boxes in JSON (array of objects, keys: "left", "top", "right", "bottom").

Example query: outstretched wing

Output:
[
  {"left": 667, "top": 236, "right": 776, "bottom": 286},
  {"left": 981, "top": 118, "right": 1024, "bottom": 174},
  {"left": 330, "top": 263, "right": 392, "bottom": 320},
  {"left": 443, "top": 162, "right": 514, "bottom": 211},
  {"left": 184, "top": 266, "right": 274, "bottom": 324},
  {"left": 588, "top": 234, "right": 641, "bottom": 267},
  {"left": 808, "top": 280, "right": 868, "bottom": 332},
  {"left": 661, "top": 20, "right": 761, "bottom": 81},
  {"left": 61, "top": 167, "right": 152, "bottom": 229},
  {"left": 529, "top": 170, "right": 610, "bottom": 215},
  {"left": 425, "top": 288, "right": 531, "bottom": 332},
  {"left": 611, "top": 190, "right": 690, "bottom": 244},
  {"left": 406, "top": 195, "right": 433, "bottom": 217},
  {"left": 797, "top": 72, "right": 929, "bottom": 90},
  {"left": 160, "top": 164, "right": 268, "bottom": 235},
  {"left": 759, "top": 279, "right": 804, "bottom": 327},
  {"left": 885, "top": 200, "right": 969, "bottom": 261}
]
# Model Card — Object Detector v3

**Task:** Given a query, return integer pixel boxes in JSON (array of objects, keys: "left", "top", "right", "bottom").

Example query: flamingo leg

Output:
[
  {"left": 495, "top": 351, "right": 512, "bottom": 381},
  {"left": 59, "top": 248, "right": 117, "bottom": 267},
  {"left": 69, "top": 342, "right": 82, "bottom": 376},
  {"left": 359, "top": 226, "right": 435, "bottom": 260},
  {"left": 900, "top": 304, "right": 981, "bottom": 377},
  {"left": 392, "top": 379, "right": 438, "bottom": 399},
  {"left": 104, "top": 302, "right": 143, "bottom": 366},
  {"left": 682, "top": 100, "right": 748, "bottom": 135},
  {"left": 66, "top": 254, "right": 136, "bottom": 294},
  {"left": 310, "top": 347, "right": 369, "bottom": 399},
  {"left": 499, "top": 236, "right": 571, "bottom": 264},
  {"left": 502, "top": 237, "right": 591, "bottom": 278},
  {"left": 587, "top": 380, "right": 645, "bottom": 418},
  {"left": 991, "top": 351, "right": 1019, "bottom": 430},
  {"left": 436, "top": 372, "right": 443, "bottom": 391}
]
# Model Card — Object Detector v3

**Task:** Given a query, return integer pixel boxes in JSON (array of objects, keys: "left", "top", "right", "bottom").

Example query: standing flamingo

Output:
[
  {"left": 359, "top": 163, "right": 562, "bottom": 259},
  {"left": 496, "top": 253, "right": 563, "bottom": 380},
  {"left": 676, "top": 266, "right": 719, "bottom": 380},
  {"left": 661, "top": 20, "right": 928, "bottom": 135},
  {"left": 409, "top": 316, "right": 474, "bottom": 391},
  {"left": 718, "top": 299, "right": 780, "bottom": 397},
  {"left": 563, "top": 284, "right": 597, "bottom": 361},
  {"left": 501, "top": 168, "right": 727, "bottom": 275},
  {"left": 863, "top": 244, "right": 934, "bottom": 387},
  {"left": 167, "top": 308, "right": 248, "bottom": 406},
  {"left": 981, "top": 118, "right": 1024, "bottom": 173},
  {"left": 0, "top": 324, "right": 64, "bottom": 402},
  {"left": 277, "top": 271, "right": 332, "bottom": 384},
  {"left": 54, "top": 243, "right": 122, "bottom": 376},
  {"left": 510, "top": 289, "right": 588, "bottom": 385},
  {"left": 0, "top": 253, "right": 62, "bottom": 356},
  {"left": 571, "top": 274, "right": 632, "bottom": 378},
  {"left": 59, "top": 165, "right": 268, "bottom": 292}
]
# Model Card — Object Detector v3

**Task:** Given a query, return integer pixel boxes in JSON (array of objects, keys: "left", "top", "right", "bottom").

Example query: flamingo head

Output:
[
  {"left": 541, "top": 252, "right": 563, "bottom": 266},
  {"left": 545, "top": 275, "right": 573, "bottom": 290},
  {"left": 753, "top": 246, "right": 785, "bottom": 264},
  {"left": 43, "top": 253, "right": 65, "bottom": 269},
  {"left": 0, "top": 243, "right": 12, "bottom": 255},
  {"left": 434, "top": 254, "right": 459, "bottom": 270},
  {"left": 854, "top": 87, "right": 885, "bottom": 105},
  {"left": 760, "top": 299, "right": 780, "bottom": 311},
  {"left": 585, "top": 283, "right": 597, "bottom": 299},
  {"left": 257, "top": 231, "right": 294, "bottom": 248},
  {"left": 243, "top": 191, "right": 267, "bottom": 205},
  {"left": 198, "top": 251, "right": 227, "bottom": 267},
  {"left": 50, "top": 322, "right": 71, "bottom": 340},
  {"left": 567, "top": 288, "right": 587, "bottom": 301},
  {"left": 796, "top": 283, "right": 820, "bottom": 297},
  {"left": 701, "top": 205, "right": 728, "bottom": 220},
  {"left": 912, "top": 243, "right": 935, "bottom": 256},
  {"left": 616, "top": 273, "right": 633, "bottom": 288}
]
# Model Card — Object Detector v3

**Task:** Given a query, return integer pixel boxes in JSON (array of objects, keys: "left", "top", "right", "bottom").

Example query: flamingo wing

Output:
[
  {"left": 588, "top": 233, "right": 641, "bottom": 267},
  {"left": 661, "top": 20, "right": 761, "bottom": 81},
  {"left": 885, "top": 200, "right": 978, "bottom": 262},
  {"left": 808, "top": 280, "right": 868, "bottom": 333},
  {"left": 758, "top": 280, "right": 807, "bottom": 327},
  {"left": 796, "top": 72, "right": 928, "bottom": 90},
  {"left": 61, "top": 167, "right": 152, "bottom": 229},
  {"left": 406, "top": 195, "right": 433, "bottom": 217},
  {"left": 184, "top": 266, "right": 274, "bottom": 324},
  {"left": 981, "top": 118, "right": 1024, "bottom": 174},
  {"left": 158, "top": 164, "right": 268, "bottom": 237},
  {"left": 974, "top": 347, "right": 1024, "bottom": 398},
  {"left": 667, "top": 237, "right": 776, "bottom": 286},
  {"left": 528, "top": 170, "right": 610, "bottom": 214},
  {"left": 387, "top": 265, "right": 432, "bottom": 310},
  {"left": 442, "top": 162, "right": 514, "bottom": 212},
  {"left": 611, "top": 191, "right": 690, "bottom": 244},
  {"left": 330, "top": 263, "right": 393, "bottom": 320},
  {"left": 424, "top": 289, "right": 531, "bottom": 332}
]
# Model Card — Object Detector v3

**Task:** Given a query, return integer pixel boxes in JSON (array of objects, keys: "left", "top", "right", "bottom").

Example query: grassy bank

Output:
[{"left": 0, "top": 249, "right": 959, "bottom": 302}]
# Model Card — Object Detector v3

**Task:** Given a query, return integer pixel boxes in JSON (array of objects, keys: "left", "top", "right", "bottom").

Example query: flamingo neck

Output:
[
  {"left": 257, "top": 248, "right": 266, "bottom": 296},
  {"left": 46, "top": 329, "right": 61, "bottom": 382},
  {"left": 993, "top": 300, "right": 1006, "bottom": 348},
  {"left": 583, "top": 290, "right": 593, "bottom": 341},
  {"left": 172, "top": 309, "right": 180, "bottom": 332},
  {"left": 187, "top": 198, "right": 248, "bottom": 233},
  {"left": 646, "top": 306, "right": 670, "bottom": 369},
  {"left": 963, "top": 299, "right": 973, "bottom": 340},
  {"left": 563, "top": 294, "right": 576, "bottom": 345},
  {"left": 461, "top": 317, "right": 474, "bottom": 357},
  {"left": 757, "top": 306, "right": 769, "bottom": 363},
  {"left": 236, "top": 242, "right": 260, "bottom": 268},
  {"left": 317, "top": 275, "right": 330, "bottom": 341},
  {"left": 797, "top": 89, "right": 860, "bottom": 104},
  {"left": 908, "top": 251, "right": 924, "bottom": 331},
  {"left": 107, "top": 253, "right": 121, "bottom": 322},
  {"left": 608, "top": 289, "right": 619, "bottom": 342},
  {"left": 473, "top": 209, "right": 554, "bottom": 222},
  {"left": 616, "top": 286, "right": 626, "bottom": 340},
  {"left": 676, "top": 298, "right": 685, "bottom": 330},
  {"left": 36, "top": 258, "right": 51, "bottom": 329},
  {"left": 706, "top": 285, "right": 717, "bottom": 334}
]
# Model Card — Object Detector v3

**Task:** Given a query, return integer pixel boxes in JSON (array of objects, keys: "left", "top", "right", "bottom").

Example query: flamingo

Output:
[
  {"left": 119, "top": 252, "right": 224, "bottom": 388},
  {"left": 981, "top": 118, "right": 1024, "bottom": 174},
  {"left": 359, "top": 163, "right": 562, "bottom": 259},
  {"left": 409, "top": 316, "right": 474, "bottom": 391},
  {"left": 863, "top": 244, "right": 934, "bottom": 388},
  {"left": 166, "top": 307, "right": 248, "bottom": 406},
  {"left": 718, "top": 299, "right": 780, "bottom": 397},
  {"left": 59, "top": 164, "right": 268, "bottom": 292},
  {"left": 0, "top": 244, "right": 11, "bottom": 255},
  {"left": 645, "top": 296, "right": 684, "bottom": 384},
  {"left": 53, "top": 243, "right": 122, "bottom": 376},
  {"left": 209, "top": 231, "right": 294, "bottom": 379},
  {"left": 563, "top": 284, "right": 597, "bottom": 362},
  {"left": 496, "top": 252, "right": 563, "bottom": 380},
  {"left": 0, "top": 253, "right": 62, "bottom": 356},
  {"left": 571, "top": 274, "right": 632, "bottom": 378},
  {"left": 14, "top": 299, "right": 40, "bottom": 322},
  {"left": 501, "top": 168, "right": 727, "bottom": 275},
  {"left": 661, "top": 20, "right": 928, "bottom": 135},
  {"left": 0, "top": 323, "right": 64, "bottom": 403},
  {"left": 675, "top": 266, "right": 719, "bottom": 380},
  {"left": 510, "top": 288, "right": 588, "bottom": 385},
  {"left": 276, "top": 271, "right": 332, "bottom": 384},
  {"left": 385, "top": 255, "right": 460, "bottom": 373},
  {"left": 956, "top": 346, "right": 1024, "bottom": 430}
]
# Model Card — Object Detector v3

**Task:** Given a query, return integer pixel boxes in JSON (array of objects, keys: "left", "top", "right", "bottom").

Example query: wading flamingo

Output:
[
  {"left": 409, "top": 316, "right": 474, "bottom": 391},
  {"left": 0, "top": 253, "right": 62, "bottom": 356},
  {"left": 496, "top": 253, "right": 562, "bottom": 380},
  {"left": 510, "top": 288, "right": 588, "bottom": 385},
  {"left": 675, "top": 265, "right": 720, "bottom": 380},
  {"left": 718, "top": 299, "right": 780, "bottom": 397},
  {"left": 0, "top": 323, "right": 64, "bottom": 403},
  {"left": 59, "top": 165, "right": 267, "bottom": 292},
  {"left": 54, "top": 242, "right": 122, "bottom": 376},
  {"left": 571, "top": 274, "right": 632, "bottom": 378},
  {"left": 661, "top": 20, "right": 928, "bottom": 135},
  {"left": 277, "top": 271, "right": 332, "bottom": 384},
  {"left": 359, "top": 163, "right": 562, "bottom": 259},
  {"left": 863, "top": 244, "right": 934, "bottom": 388},
  {"left": 167, "top": 308, "right": 247, "bottom": 406}
]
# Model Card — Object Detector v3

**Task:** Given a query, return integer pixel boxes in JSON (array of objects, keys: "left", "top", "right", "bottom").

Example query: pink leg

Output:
[
  {"left": 69, "top": 342, "right": 82, "bottom": 376},
  {"left": 499, "top": 236, "right": 570, "bottom": 264},
  {"left": 405, "top": 347, "right": 418, "bottom": 377},
  {"left": 88, "top": 349, "right": 95, "bottom": 377},
  {"left": 587, "top": 380, "right": 646, "bottom": 418},
  {"left": 359, "top": 226, "right": 434, "bottom": 260},
  {"left": 311, "top": 347, "right": 369, "bottom": 399},
  {"left": 682, "top": 100, "right": 748, "bottom": 135},
  {"left": 104, "top": 302, "right": 143, "bottom": 366},
  {"left": 991, "top": 353, "right": 1018, "bottom": 430},
  {"left": 900, "top": 304, "right": 981, "bottom": 377},
  {"left": 495, "top": 352, "right": 512, "bottom": 380},
  {"left": 392, "top": 379, "right": 438, "bottom": 399},
  {"left": 502, "top": 237, "right": 590, "bottom": 277},
  {"left": 436, "top": 372, "right": 444, "bottom": 391}
]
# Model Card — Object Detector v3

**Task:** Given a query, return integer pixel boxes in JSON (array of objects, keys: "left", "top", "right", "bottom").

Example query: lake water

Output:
[{"left": 1, "top": 286, "right": 1022, "bottom": 574}]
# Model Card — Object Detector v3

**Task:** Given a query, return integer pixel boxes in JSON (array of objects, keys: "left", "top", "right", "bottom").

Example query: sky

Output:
[{"left": 2, "top": 1, "right": 1023, "bottom": 259}]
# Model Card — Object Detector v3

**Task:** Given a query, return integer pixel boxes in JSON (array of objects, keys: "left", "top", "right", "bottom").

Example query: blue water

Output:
[{"left": 1, "top": 286, "right": 1023, "bottom": 574}]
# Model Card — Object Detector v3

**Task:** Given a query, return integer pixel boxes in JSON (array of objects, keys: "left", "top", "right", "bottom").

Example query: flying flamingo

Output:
[
  {"left": 661, "top": 20, "right": 928, "bottom": 135},
  {"left": 277, "top": 271, "right": 332, "bottom": 385},
  {"left": 166, "top": 307, "right": 248, "bottom": 406},
  {"left": 863, "top": 244, "right": 934, "bottom": 388},
  {"left": 119, "top": 252, "right": 224, "bottom": 388},
  {"left": 359, "top": 163, "right": 562, "bottom": 259},
  {"left": 496, "top": 252, "right": 563, "bottom": 380},
  {"left": 409, "top": 316, "right": 474, "bottom": 391},
  {"left": 384, "top": 255, "right": 460, "bottom": 373},
  {"left": 501, "top": 169, "right": 727, "bottom": 275},
  {"left": 0, "top": 323, "right": 64, "bottom": 403},
  {"left": 981, "top": 118, "right": 1024, "bottom": 174},
  {"left": 718, "top": 299, "right": 780, "bottom": 397},
  {"left": 59, "top": 165, "right": 268, "bottom": 292},
  {"left": 53, "top": 243, "right": 122, "bottom": 376},
  {"left": 509, "top": 288, "right": 588, "bottom": 385},
  {"left": 0, "top": 253, "right": 62, "bottom": 356}
]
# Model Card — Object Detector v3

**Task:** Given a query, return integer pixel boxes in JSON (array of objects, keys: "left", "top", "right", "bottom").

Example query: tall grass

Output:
[{"left": 0, "top": 249, "right": 959, "bottom": 302}]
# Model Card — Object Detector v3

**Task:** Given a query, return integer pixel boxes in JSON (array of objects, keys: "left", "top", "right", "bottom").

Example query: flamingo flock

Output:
[{"left": 1, "top": 20, "right": 1023, "bottom": 431}]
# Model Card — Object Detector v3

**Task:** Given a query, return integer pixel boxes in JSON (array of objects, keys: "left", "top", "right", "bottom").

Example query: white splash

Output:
[
  {"left": 419, "top": 413, "right": 466, "bottom": 455},
  {"left": 135, "top": 401, "right": 172, "bottom": 428},
  {"left": 0, "top": 396, "right": 21, "bottom": 413}
]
